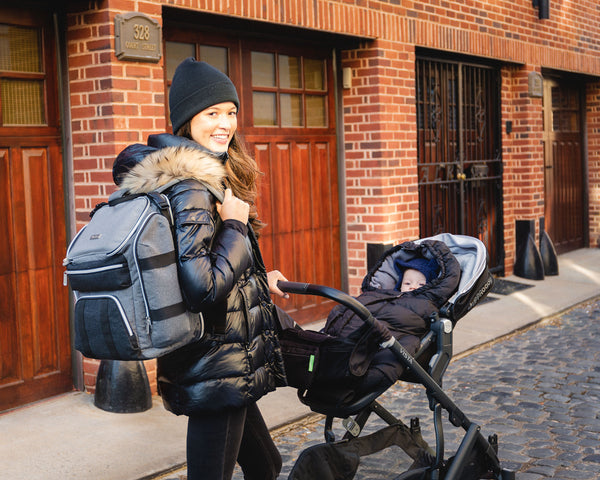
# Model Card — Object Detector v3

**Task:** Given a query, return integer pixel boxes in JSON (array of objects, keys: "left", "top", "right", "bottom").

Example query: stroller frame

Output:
[{"left": 278, "top": 235, "right": 515, "bottom": 480}]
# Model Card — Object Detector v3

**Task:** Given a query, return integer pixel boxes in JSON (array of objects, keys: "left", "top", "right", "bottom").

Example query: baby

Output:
[
  {"left": 312, "top": 242, "right": 460, "bottom": 406},
  {"left": 394, "top": 256, "right": 440, "bottom": 292}
]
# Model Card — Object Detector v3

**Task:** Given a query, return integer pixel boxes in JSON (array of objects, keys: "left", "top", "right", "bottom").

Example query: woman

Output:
[{"left": 112, "top": 58, "right": 288, "bottom": 480}]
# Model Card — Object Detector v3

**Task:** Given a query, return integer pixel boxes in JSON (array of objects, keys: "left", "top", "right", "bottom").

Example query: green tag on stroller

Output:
[{"left": 308, "top": 354, "right": 315, "bottom": 372}]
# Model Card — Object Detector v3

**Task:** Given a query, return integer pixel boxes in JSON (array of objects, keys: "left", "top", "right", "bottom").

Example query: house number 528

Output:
[{"left": 133, "top": 24, "right": 150, "bottom": 40}]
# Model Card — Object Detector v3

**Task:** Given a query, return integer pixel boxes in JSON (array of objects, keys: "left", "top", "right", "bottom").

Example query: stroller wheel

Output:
[
  {"left": 393, "top": 466, "right": 430, "bottom": 480},
  {"left": 500, "top": 469, "right": 516, "bottom": 480}
]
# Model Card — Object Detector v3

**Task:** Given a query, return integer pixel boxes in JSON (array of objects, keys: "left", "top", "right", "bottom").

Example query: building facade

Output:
[{"left": 1, "top": 0, "right": 598, "bottom": 410}]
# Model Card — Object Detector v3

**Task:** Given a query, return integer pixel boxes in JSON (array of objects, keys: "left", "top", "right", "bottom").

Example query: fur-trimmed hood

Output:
[{"left": 113, "top": 134, "right": 226, "bottom": 194}]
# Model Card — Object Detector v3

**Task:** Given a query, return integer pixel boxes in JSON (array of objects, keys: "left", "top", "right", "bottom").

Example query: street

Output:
[{"left": 267, "top": 297, "right": 600, "bottom": 479}]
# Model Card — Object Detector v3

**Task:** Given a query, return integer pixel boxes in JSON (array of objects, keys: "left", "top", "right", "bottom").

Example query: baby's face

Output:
[{"left": 400, "top": 268, "right": 427, "bottom": 292}]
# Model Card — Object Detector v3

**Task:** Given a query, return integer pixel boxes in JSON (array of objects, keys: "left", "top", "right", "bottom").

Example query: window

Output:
[
  {"left": 0, "top": 24, "right": 45, "bottom": 126},
  {"left": 165, "top": 42, "right": 230, "bottom": 130},
  {"left": 251, "top": 52, "right": 327, "bottom": 128}
]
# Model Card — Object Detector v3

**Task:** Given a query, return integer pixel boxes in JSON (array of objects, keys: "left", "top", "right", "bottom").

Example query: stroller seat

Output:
[
  {"left": 298, "top": 233, "right": 487, "bottom": 414},
  {"left": 278, "top": 234, "right": 515, "bottom": 480}
]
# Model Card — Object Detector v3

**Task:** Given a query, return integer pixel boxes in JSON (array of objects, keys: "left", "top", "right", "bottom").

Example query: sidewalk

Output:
[{"left": 1, "top": 248, "right": 599, "bottom": 480}]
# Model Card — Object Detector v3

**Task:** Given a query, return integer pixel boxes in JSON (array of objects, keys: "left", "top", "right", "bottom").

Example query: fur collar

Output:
[{"left": 118, "top": 145, "right": 226, "bottom": 194}]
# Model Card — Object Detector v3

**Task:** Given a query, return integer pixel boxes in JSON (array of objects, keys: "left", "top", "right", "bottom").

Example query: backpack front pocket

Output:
[
  {"left": 67, "top": 255, "right": 131, "bottom": 292},
  {"left": 74, "top": 295, "right": 140, "bottom": 359}
]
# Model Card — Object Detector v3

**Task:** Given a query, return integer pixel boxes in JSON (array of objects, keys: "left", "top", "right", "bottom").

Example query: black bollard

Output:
[
  {"left": 94, "top": 359, "right": 152, "bottom": 413},
  {"left": 539, "top": 217, "right": 559, "bottom": 276},
  {"left": 514, "top": 219, "right": 545, "bottom": 280}
]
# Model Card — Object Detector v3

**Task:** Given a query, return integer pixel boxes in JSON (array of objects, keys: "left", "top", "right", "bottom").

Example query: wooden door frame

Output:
[
  {"left": 416, "top": 54, "right": 504, "bottom": 273},
  {"left": 0, "top": 7, "right": 74, "bottom": 411},
  {"left": 162, "top": 19, "right": 347, "bottom": 321},
  {"left": 542, "top": 74, "right": 589, "bottom": 252}
]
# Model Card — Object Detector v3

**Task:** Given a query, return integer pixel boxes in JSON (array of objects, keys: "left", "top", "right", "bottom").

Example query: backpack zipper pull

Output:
[
  {"left": 63, "top": 270, "right": 68, "bottom": 286},
  {"left": 145, "top": 316, "right": 151, "bottom": 334}
]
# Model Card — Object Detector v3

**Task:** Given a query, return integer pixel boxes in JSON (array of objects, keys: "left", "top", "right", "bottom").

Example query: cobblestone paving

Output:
[{"left": 161, "top": 298, "right": 600, "bottom": 480}]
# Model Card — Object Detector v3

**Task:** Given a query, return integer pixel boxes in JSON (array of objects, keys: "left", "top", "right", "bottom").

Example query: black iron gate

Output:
[{"left": 416, "top": 57, "right": 504, "bottom": 273}]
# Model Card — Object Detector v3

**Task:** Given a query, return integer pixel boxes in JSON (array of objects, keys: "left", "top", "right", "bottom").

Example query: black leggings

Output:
[{"left": 186, "top": 402, "right": 282, "bottom": 480}]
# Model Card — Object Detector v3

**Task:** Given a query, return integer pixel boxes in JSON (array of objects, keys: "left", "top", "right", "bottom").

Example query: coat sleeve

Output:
[{"left": 169, "top": 180, "right": 252, "bottom": 312}]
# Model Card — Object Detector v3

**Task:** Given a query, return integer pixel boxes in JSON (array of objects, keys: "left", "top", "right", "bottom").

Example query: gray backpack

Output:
[{"left": 63, "top": 183, "right": 208, "bottom": 360}]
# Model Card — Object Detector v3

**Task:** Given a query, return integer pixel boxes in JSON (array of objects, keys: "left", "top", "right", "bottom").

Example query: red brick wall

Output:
[
  {"left": 65, "top": 0, "right": 600, "bottom": 391},
  {"left": 67, "top": 0, "right": 600, "bottom": 288},
  {"left": 588, "top": 82, "right": 600, "bottom": 248},
  {"left": 341, "top": 40, "right": 420, "bottom": 293},
  {"left": 500, "top": 65, "right": 546, "bottom": 274}
]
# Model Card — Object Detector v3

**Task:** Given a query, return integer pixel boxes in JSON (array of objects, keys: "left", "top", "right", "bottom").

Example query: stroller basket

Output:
[{"left": 278, "top": 234, "right": 515, "bottom": 480}]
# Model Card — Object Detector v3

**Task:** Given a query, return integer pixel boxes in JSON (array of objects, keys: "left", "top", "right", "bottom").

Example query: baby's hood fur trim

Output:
[{"left": 118, "top": 145, "right": 226, "bottom": 194}]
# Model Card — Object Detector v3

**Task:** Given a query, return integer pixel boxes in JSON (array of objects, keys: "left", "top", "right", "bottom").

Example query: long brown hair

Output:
[{"left": 176, "top": 123, "right": 265, "bottom": 233}]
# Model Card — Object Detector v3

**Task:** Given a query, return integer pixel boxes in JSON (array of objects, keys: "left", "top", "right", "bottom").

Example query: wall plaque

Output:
[
  {"left": 528, "top": 72, "right": 543, "bottom": 98},
  {"left": 115, "top": 12, "right": 161, "bottom": 62}
]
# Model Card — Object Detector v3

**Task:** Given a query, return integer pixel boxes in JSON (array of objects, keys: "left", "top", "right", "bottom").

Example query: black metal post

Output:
[{"left": 94, "top": 359, "right": 152, "bottom": 413}]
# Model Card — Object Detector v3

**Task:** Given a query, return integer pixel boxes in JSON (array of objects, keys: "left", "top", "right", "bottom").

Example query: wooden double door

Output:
[
  {"left": 165, "top": 29, "right": 342, "bottom": 323},
  {"left": 0, "top": 8, "right": 72, "bottom": 411}
]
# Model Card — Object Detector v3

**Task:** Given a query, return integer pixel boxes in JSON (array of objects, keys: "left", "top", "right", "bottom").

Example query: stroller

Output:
[{"left": 277, "top": 233, "right": 515, "bottom": 480}]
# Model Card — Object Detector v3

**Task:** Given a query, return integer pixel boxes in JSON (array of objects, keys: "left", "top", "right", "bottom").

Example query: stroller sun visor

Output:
[{"left": 419, "top": 233, "right": 493, "bottom": 322}]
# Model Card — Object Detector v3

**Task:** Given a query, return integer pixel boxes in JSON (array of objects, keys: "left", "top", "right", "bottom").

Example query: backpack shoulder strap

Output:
[
  {"left": 97, "top": 178, "right": 224, "bottom": 225},
  {"left": 156, "top": 178, "right": 225, "bottom": 203}
]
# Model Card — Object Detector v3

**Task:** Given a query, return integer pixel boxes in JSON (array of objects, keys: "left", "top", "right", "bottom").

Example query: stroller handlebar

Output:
[
  {"left": 277, "top": 280, "right": 392, "bottom": 341},
  {"left": 277, "top": 281, "right": 373, "bottom": 321}
]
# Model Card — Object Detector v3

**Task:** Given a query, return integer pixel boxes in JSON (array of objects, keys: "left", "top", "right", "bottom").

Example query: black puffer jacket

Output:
[{"left": 113, "top": 133, "right": 286, "bottom": 415}]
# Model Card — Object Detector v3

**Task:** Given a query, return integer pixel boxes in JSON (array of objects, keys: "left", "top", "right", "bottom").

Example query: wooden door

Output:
[
  {"left": 242, "top": 46, "right": 341, "bottom": 323},
  {"left": 0, "top": 9, "right": 72, "bottom": 411},
  {"left": 416, "top": 57, "right": 504, "bottom": 273},
  {"left": 543, "top": 78, "right": 585, "bottom": 253},
  {"left": 164, "top": 33, "right": 341, "bottom": 324}
]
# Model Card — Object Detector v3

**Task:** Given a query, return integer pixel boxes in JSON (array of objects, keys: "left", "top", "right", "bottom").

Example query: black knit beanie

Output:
[
  {"left": 393, "top": 256, "right": 440, "bottom": 290},
  {"left": 169, "top": 58, "right": 240, "bottom": 134}
]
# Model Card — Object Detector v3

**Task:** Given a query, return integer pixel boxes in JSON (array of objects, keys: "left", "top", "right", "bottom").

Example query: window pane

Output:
[
  {"left": 306, "top": 95, "right": 326, "bottom": 127},
  {"left": 304, "top": 58, "right": 325, "bottom": 90},
  {"left": 1, "top": 79, "right": 45, "bottom": 125},
  {"left": 165, "top": 42, "right": 195, "bottom": 81},
  {"left": 281, "top": 93, "right": 302, "bottom": 127},
  {"left": 279, "top": 55, "right": 301, "bottom": 89},
  {"left": 251, "top": 52, "right": 275, "bottom": 87},
  {"left": 200, "top": 45, "right": 228, "bottom": 74},
  {"left": 253, "top": 92, "right": 276, "bottom": 126},
  {"left": 0, "top": 25, "right": 42, "bottom": 73}
]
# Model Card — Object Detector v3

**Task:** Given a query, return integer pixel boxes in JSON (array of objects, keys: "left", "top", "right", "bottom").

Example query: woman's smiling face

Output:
[{"left": 190, "top": 101, "right": 238, "bottom": 153}]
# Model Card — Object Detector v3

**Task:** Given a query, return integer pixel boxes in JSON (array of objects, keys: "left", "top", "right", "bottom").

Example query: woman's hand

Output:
[
  {"left": 216, "top": 188, "right": 249, "bottom": 224},
  {"left": 267, "top": 270, "right": 290, "bottom": 299}
]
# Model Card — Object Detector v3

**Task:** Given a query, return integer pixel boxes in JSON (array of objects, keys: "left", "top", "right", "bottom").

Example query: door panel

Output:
[
  {"left": 417, "top": 57, "right": 503, "bottom": 272},
  {"left": 0, "top": 143, "right": 71, "bottom": 410},
  {"left": 543, "top": 79, "right": 584, "bottom": 253},
  {"left": 251, "top": 137, "right": 341, "bottom": 323}
]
